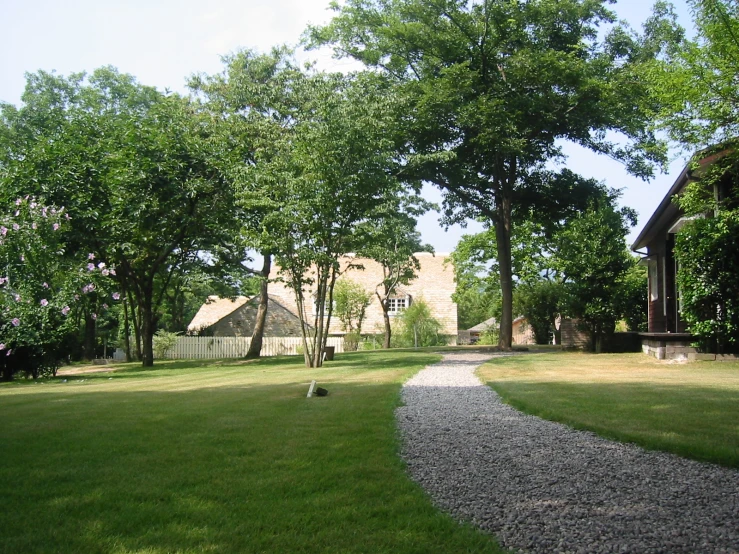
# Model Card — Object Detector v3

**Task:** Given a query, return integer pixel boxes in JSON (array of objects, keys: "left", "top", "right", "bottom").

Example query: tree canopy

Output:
[
  {"left": 0, "top": 68, "right": 243, "bottom": 366},
  {"left": 309, "top": 0, "right": 682, "bottom": 348}
]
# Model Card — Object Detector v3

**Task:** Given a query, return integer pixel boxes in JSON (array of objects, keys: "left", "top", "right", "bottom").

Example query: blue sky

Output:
[{"left": 1, "top": 0, "right": 694, "bottom": 253}]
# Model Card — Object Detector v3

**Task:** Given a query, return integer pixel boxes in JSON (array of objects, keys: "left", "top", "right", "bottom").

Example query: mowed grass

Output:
[
  {"left": 478, "top": 352, "right": 739, "bottom": 468},
  {"left": 0, "top": 351, "right": 505, "bottom": 554}
]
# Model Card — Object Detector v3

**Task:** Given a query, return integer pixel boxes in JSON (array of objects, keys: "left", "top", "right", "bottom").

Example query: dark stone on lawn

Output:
[{"left": 315, "top": 387, "right": 328, "bottom": 396}]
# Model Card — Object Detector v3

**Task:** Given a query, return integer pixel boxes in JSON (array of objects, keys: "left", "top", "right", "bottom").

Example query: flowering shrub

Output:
[{"left": 0, "top": 198, "right": 119, "bottom": 379}]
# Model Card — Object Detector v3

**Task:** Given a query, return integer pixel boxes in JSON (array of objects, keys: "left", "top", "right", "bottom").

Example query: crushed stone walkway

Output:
[{"left": 396, "top": 352, "right": 739, "bottom": 554}]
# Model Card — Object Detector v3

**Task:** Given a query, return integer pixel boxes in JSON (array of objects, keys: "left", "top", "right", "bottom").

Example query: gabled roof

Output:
[
  {"left": 468, "top": 315, "right": 526, "bottom": 333},
  {"left": 631, "top": 145, "right": 734, "bottom": 251},
  {"left": 187, "top": 295, "right": 249, "bottom": 333},
  {"left": 468, "top": 316, "right": 497, "bottom": 332}
]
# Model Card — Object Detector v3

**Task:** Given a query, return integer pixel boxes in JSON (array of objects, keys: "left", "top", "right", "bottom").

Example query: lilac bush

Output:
[{"left": 0, "top": 197, "right": 118, "bottom": 379}]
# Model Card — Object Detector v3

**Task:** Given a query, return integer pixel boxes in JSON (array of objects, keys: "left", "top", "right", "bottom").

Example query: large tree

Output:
[
  {"left": 0, "top": 68, "right": 242, "bottom": 366},
  {"left": 263, "top": 71, "right": 417, "bottom": 367},
  {"left": 190, "top": 48, "right": 307, "bottom": 360},
  {"left": 310, "top": 0, "right": 681, "bottom": 348}
]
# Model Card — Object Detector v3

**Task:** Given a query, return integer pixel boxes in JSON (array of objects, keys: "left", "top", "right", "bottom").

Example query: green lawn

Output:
[
  {"left": 0, "top": 351, "right": 505, "bottom": 554},
  {"left": 478, "top": 352, "right": 739, "bottom": 468}
]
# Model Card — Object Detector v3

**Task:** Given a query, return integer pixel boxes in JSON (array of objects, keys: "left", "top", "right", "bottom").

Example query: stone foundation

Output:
[{"left": 640, "top": 333, "right": 696, "bottom": 360}]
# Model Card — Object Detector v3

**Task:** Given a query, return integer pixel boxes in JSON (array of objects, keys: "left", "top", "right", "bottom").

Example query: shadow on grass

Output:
[{"left": 0, "top": 367, "right": 504, "bottom": 554}]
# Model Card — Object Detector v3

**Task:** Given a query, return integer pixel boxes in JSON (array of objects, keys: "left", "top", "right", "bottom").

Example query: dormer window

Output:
[{"left": 388, "top": 295, "right": 411, "bottom": 315}]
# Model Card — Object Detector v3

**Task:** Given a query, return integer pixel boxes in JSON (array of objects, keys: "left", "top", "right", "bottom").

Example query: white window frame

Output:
[{"left": 387, "top": 295, "right": 410, "bottom": 315}]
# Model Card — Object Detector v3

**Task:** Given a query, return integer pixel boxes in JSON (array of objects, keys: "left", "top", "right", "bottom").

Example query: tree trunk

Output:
[
  {"left": 246, "top": 253, "right": 272, "bottom": 359},
  {"left": 127, "top": 289, "right": 142, "bottom": 361},
  {"left": 83, "top": 313, "right": 96, "bottom": 360},
  {"left": 495, "top": 192, "right": 514, "bottom": 350},
  {"left": 140, "top": 284, "right": 156, "bottom": 367},
  {"left": 123, "top": 297, "right": 132, "bottom": 362}
]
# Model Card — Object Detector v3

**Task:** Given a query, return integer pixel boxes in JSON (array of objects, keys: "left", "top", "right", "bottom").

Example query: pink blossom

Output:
[
  {"left": 30, "top": 202, "right": 36, "bottom": 208},
  {"left": 53, "top": 223, "right": 60, "bottom": 231},
  {"left": 14, "top": 294, "right": 20, "bottom": 302},
  {"left": 101, "top": 269, "right": 110, "bottom": 276},
  {"left": 13, "top": 223, "right": 19, "bottom": 231},
  {"left": 14, "top": 210, "right": 19, "bottom": 216},
  {"left": 42, "top": 207, "right": 48, "bottom": 217},
  {"left": 31, "top": 222, "right": 37, "bottom": 230},
  {"left": 112, "top": 292, "right": 121, "bottom": 300},
  {"left": 97, "top": 262, "right": 105, "bottom": 269},
  {"left": 40, "top": 299, "right": 48, "bottom": 307},
  {"left": 0, "top": 277, "right": 6, "bottom": 285},
  {"left": 0, "top": 227, "right": 6, "bottom": 236},
  {"left": 91, "top": 313, "right": 97, "bottom": 320},
  {"left": 19, "top": 254, "right": 24, "bottom": 262},
  {"left": 11, "top": 318, "right": 20, "bottom": 326},
  {"left": 6, "top": 350, "right": 11, "bottom": 356},
  {"left": 43, "top": 282, "right": 49, "bottom": 288},
  {"left": 62, "top": 306, "right": 70, "bottom": 316},
  {"left": 109, "top": 269, "right": 116, "bottom": 276},
  {"left": 65, "top": 214, "right": 71, "bottom": 220},
  {"left": 102, "top": 303, "right": 108, "bottom": 309},
  {"left": 87, "top": 263, "right": 95, "bottom": 271},
  {"left": 88, "top": 253, "right": 95, "bottom": 260},
  {"left": 0, "top": 343, "right": 5, "bottom": 350},
  {"left": 15, "top": 198, "right": 21, "bottom": 206}
]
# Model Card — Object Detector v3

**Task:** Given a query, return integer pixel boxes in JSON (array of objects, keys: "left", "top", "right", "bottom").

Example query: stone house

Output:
[
  {"left": 187, "top": 295, "right": 305, "bottom": 337},
  {"left": 266, "top": 252, "right": 458, "bottom": 341},
  {"left": 187, "top": 252, "right": 458, "bottom": 342}
]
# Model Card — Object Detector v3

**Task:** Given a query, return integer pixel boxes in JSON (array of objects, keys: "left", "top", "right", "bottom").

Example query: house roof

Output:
[
  {"left": 468, "top": 315, "right": 526, "bottom": 333},
  {"left": 468, "top": 316, "right": 497, "bottom": 332},
  {"left": 187, "top": 295, "right": 249, "bottom": 333},
  {"left": 631, "top": 145, "right": 734, "bottom": 251},
  {"left": 630, "top": 165, "right": 690, "bottom": 252}
]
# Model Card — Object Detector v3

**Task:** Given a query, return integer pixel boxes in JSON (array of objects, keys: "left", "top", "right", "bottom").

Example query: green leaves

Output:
[{"left": 675, "top": 210, "right": 739, "bottom": 353}]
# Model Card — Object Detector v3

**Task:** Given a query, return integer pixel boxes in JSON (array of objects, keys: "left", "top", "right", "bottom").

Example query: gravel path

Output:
[{"left": 396, "top": 352, "right": 739, "bottom": 554}]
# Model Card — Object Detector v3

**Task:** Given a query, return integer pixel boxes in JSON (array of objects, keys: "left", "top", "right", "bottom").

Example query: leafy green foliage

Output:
[
  {"left": 652, "top": 0, "right": 738, "bottom": 148},
  {"left": 0, "top": 198, "right": 119, "bottom": 379},
  {"left": 259, "top": 71, "right": 416, "bottom": 367},
  {"left": 152, "top": 329, "right": 180, "bottom": 360},
  {"left": 514, "top": 280, "right": 564, "bottom": 344},
  {"left": 450, "top": 230, "right": 501, "bottom": 330},
  {"left": 619, "top": 262, "right": 648, "bottom": 333},
  {"left": 333, "top": 279, "right": 372, "bottom": 335},
  {"left": 675, "top": 212, "right": 739, "bottom": 354},
  {"left": 395, "top": 298, "right": 443, "bottom": 348},
  {"left": 650, "top": 0, "right": 739, "bottom": 353},
  {"left": 310, "top": 0, "right": 679, "bottom": 347},
  {"left": 552, "top": 204, "right": 636, "bottom": 352},
  {"left": 0, "top": 68, "right": 242, "bottom": 367},
  {"left": 356, "top": 204, "right": 432, "bottom": 347}
]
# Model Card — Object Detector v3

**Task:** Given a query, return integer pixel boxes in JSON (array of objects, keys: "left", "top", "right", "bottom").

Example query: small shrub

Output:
[
  {"left": 477, "top": 327, "right": 499, "bottom": 346},
  {"left": 343, "top": 331, "right": 361, "bottom": 352},
  {"left": 153, "top": 330, "right": 180, "bottom": 359}
]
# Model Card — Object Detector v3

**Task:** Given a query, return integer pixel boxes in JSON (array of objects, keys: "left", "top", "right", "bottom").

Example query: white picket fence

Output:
[{"left": 163, "top": 336, "right": 345, "bottom": 360}]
